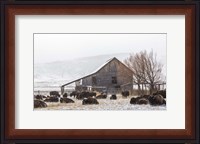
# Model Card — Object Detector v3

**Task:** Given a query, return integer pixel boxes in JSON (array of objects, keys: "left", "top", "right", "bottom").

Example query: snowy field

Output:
[
  {"left": 34, "top": 54, "right": 166, "bottom": 111},
  {"left": 35, "top": 94, "right": 166, "bottom": 111}
]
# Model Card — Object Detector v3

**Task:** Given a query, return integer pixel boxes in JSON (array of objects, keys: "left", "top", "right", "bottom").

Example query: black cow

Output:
[
  {"left": 137, "top": 98, "right": 149, "bottom": 105},
  {"left": 130, "top": 97, "right": 140, "bottom": 104},
  {"left": 153, "top": 90, "right": 166, "bottom": 98},
  {"left": 148, "top": 94, "right": 166, "bottom": 106},
  {"left": 140, "top": 95, "right": 151, "bottom": 99},
  {"left": 130, "top": 94, "right": 166, "bottom": 106},
  {"left": 82, "top": 98, "right": 99, "bottom": 105},
  {"left": 63, "top": 93, "right": 68, "bottom": 97},
  {"left": 34, "top": 100, "right": 47, "bottom": 108},
  {"left": 130, "top": 97, "right": 149, "bottom": 104},
  {"left": 76, "top": 91, "right": 96, "bottom": 100},
  {"left": 34, "top": 95, "right": 44, "bottom": 100},
  {"left": 50, "top": 91, "right": 60, "bottom": 97},
  {"left": 110, "top": 95, "right": 117, "bottom": 100},
  {"left": 89, "top": 92, "right": 97, "bottom": 97},
  {"left": 44, "top": 96, "right": 59, "bottom": 102},
  {"left": 96, "top": 94, "right": 107, "bottom": 99},
  {"left": 60, "top": 97, "right": 74, "bottom": 103},
  {"left": 70, "top": 91, "right": 79, "bottom": 98},
  {"left": 121, "top": 91, "right": 130, "bottom": 98},
  {"left": 76, "top": 91, "right": 87, "bottom": 99}
]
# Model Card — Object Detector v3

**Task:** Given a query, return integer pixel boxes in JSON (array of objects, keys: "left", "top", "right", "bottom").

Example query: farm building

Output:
[{"left": 61, "top": 57, "right": 133, "bottom": 94}]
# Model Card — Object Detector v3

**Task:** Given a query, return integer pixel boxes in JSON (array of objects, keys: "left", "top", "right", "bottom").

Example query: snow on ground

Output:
[{"left": 35, "top": 95, "right": 166, "bottom": 111}]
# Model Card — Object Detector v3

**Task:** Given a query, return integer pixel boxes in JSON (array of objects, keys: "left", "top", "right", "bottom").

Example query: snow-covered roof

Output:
[
  {"left": 87, "top": 57, "right": 114, "bottom": 75},
  {"left": 61, "top": 57, "right": 132, "bottom": 87}
]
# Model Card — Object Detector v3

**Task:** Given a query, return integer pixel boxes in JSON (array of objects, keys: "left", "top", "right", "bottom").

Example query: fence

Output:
[{"left": 132, "top": 83, "right": 166, "bottom": 95}]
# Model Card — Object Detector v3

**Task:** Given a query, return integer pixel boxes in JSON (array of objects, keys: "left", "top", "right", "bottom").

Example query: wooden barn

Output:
[{"left": 61, "top": 57, "right": 133, "bottom": 94}]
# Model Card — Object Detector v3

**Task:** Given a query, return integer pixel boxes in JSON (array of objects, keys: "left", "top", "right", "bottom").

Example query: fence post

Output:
[{"left": 61, "top": 86, "right": 64, "bottom": 95}]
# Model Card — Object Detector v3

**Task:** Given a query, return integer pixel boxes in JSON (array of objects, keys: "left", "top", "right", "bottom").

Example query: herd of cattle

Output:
[{"left": 34, "top": 90, "right": 166, "bottom": 108}]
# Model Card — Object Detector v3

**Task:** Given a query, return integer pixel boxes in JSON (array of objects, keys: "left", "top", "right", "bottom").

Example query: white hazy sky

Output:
[{"left": 34, "top": 33, "right": 166, "bottom": 64}]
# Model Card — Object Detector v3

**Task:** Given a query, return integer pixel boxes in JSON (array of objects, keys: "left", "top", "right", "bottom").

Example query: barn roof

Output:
[{"left": 61, "top": 57, "right": 133, "bottom": 87}]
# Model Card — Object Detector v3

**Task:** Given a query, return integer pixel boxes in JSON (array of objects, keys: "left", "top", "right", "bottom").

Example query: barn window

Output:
[
  {"left": 112, "top": 77, "right": 117, "bottom": 84},
  {"left": 92, "top": 77, "right": 97, "bottom": 85}
]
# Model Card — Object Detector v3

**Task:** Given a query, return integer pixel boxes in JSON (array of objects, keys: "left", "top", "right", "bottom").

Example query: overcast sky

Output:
[{"left": 34, "top": 33, "right": 166, "bottom": 64}]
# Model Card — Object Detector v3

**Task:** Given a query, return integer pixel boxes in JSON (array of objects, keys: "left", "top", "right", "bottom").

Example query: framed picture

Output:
[{"left": 1, "top": 1, "right": 199, "bottom": 143}]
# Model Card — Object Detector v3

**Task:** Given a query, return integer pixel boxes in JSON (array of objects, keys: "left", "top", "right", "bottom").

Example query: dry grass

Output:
[{"left": 35, "top": 95, "right": 166, "bottom": 111}]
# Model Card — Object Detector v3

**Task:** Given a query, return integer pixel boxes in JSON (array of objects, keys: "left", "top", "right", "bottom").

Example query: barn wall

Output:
[
  {"left": 82, "top": 76, "right": 92, "bottom": 86},
  {"left": 81, "top": 58, "right": 133, "bottom": 93}
]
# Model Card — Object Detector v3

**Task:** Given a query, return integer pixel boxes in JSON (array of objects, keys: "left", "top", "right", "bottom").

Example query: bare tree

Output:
[
  {"left": 124, "top": 50, "right": 164, "bottom": 94},
  {"left": 124, "top": 52, "right": 146, "bottom": 94}
]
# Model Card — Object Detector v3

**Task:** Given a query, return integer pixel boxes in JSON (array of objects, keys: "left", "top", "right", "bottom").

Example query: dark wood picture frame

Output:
[{"left": 1, "top": 1, "right": 199, "bottom": 143}]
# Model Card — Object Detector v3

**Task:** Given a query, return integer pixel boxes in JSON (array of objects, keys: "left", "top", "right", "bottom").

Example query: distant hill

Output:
[
  {"left": 34, "top": 52, "right": 166, "bottom": 90},
  {"left": 34, "top": 53, "right": 130, "bottom": 88}
]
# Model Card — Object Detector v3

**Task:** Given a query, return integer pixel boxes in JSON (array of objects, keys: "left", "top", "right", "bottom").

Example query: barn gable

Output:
[{"left": 61, "top": 57, "right": 133, "bottom": 94}]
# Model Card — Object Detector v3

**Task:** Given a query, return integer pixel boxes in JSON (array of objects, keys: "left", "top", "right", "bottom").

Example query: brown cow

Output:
[
  {"left": 60, "top": 97, "right": 74, "bottom": 103},
  {"left": 34, "top": 100, "right": 47, "bottom": 108},
  {"left": 82, "top": 98, "right": 99, "bottom": 105}
]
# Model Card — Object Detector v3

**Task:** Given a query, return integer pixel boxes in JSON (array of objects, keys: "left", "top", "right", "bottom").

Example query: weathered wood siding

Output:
[{"left": 81, "top": 58, "right": 133, "bottom": 93}]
